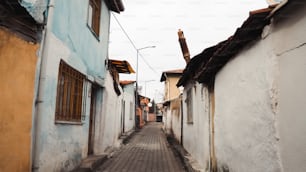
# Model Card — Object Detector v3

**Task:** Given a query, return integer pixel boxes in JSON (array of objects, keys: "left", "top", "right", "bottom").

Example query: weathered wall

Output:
[
  {"left": 122, "top": 83, "right": 135, "bottom": 132},
  {"left": 0, "top": 28, "right": 38, "bottom": 172},
  {"left": 182, "top": 82, "right": 210, "bottom": 171},
  {"left": 213, "top": 23, "right": 281, "bottom": 172},
  {"left": 274, "top": 4, "right": 306, "bottom": 172},
  {"left": 213, "top": 4, "right": 306, "bottom": 172},
  {"left": 170, "top": 97, "right": 181, "bottom": 143},
  {"left": 33, "top": 0, "right": 112, "bottom": 171},
  {"left": 163, "top": 107, "right": 172, "bottom": 134},
  {"left": 96, "top": 71, "right": 122, "bottom": 152}
]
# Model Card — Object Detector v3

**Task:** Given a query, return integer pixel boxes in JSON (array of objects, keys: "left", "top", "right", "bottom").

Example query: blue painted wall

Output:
[
  {"left": 51, "top": 0, "right": 110, "bottom": 77},
  {"left": 33, "top": 0, "right": 112, "bottom": 171}
]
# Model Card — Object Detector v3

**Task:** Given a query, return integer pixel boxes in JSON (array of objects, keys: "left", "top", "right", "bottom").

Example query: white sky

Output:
[{"left": 109, "top": 0, "right": 268, "bottom": 102}]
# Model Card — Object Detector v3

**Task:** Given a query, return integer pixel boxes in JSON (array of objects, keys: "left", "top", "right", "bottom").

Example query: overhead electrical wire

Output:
[{"left": 111, "top": 13, "right": 159, "bottom": 75}]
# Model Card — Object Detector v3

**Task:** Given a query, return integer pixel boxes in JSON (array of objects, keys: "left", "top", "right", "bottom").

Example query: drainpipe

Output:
[
  {"left": 179, "top": 93, "right": 184, "bottom": 145},
  {"left": 208, "top": 79, "right": 217, "bottom": 172},
  {"left": 31, "top": 0, "right": 55, "bottom": 170}
]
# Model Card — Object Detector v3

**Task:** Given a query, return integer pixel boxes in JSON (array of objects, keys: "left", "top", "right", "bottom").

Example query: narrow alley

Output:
[{"left": 96, "top": 123, "right": 186, "bottom": 172}]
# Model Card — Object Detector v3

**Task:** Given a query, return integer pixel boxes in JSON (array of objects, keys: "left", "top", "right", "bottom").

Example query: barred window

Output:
[
  {"left": 88, "top": 0, "right": 101, "bottom": 37},
  {"left": 55, "top": 61, "right": 85, "bottom": 122}
]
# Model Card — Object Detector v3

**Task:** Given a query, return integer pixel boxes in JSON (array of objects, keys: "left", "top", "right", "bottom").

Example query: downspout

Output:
[
  {"left": 180, "top": 93, "right": 183, "bottom": 145},
  {"left": 31, "top": 0, "right": 55, "bottom": 170},
  {"left": 209, "top": 78, "right": 217, "bottom": 172}
]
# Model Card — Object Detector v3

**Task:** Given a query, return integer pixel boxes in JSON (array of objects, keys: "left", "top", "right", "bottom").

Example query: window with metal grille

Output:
[
  {"left": 55, "top": 61, "right": 85, "bottom": 122},
  {"left": 87, "top": 0, "right": 101, "bottom": 37}
]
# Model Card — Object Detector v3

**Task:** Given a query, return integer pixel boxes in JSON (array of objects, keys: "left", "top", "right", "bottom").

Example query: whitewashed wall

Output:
[
  {"left": 164, "top": 107, "right": 172, "bottom": 134},
  {"left": 274, "top": 5, "right": 306, "bottom": 172},
  {"left": 182, "top": 82, "right": 210, "bottom": 171},
  {"left": 170, "top": 98, "right": 182, "bottom": 143},
  {"left": 96, "top": 71, "right": 123, "bottom": 152},
  {"left": 214, "top": 37, "right": 281, "bottom": 172},
  {"left": 213, "top": 5, "right": 306, "bottom": 172},
  {"left": 122, "top": 83, "right": 135, "bottom": 133}
]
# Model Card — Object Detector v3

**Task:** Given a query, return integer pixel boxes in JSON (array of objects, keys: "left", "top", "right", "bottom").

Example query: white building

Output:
[{"left": 177, "top": 0, "right": 306, "bottom": 171}]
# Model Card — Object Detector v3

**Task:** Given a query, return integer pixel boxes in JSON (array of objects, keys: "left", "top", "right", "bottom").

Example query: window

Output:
[
  {"left": 88, "top": 0, "right": 101, "bottom": 37},
  {"left": 55, "top": 61, "right": 86, "bottom": 122},
  {"left": 186, "top": 89, "right": 193, "bottom": 124}
]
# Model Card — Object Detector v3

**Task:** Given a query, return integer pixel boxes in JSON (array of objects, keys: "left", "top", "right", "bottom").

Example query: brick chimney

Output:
[{"left": 178, "top": 29, "right": 190, "bottom": 64}]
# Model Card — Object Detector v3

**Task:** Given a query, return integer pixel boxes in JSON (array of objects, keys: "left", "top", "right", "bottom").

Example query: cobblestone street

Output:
[{"left": 96, "top": 123, "right": 186, "bottom": 172}]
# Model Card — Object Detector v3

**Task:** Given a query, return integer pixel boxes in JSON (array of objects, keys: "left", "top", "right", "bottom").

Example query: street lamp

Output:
[{"left": 135, "top": 45, "right": 155, "bottom": 129}]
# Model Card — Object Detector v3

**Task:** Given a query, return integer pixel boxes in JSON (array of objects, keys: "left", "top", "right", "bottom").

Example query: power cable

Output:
[{"left": 111, "top": 12, "right": 159, "bottom": 75}]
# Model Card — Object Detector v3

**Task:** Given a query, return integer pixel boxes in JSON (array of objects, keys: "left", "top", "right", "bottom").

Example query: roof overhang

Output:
[
  {"left": 0, "top": 0, "right": 43, "bottom": 42},
  {"left": 105, "top": 0, "right": 124, "bottom": 13},
  {"left": 160, "top": 69, "right": 183, "bottom": 82},
  {"left": 108, "top": 59, "right": 135, "bottom": 74},
  {"left": 177, "top": 6, "right": 276, "bottom": 87}
]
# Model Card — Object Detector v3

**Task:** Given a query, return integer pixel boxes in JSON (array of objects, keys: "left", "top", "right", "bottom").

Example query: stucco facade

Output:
[
  {"left": 0, "top": 28, "right": 39, "bottom": 172},
  {"left": 32, "top": 0, "right": 120, "bottom": 171},
  {"left": 213, "top": 2, "right": 306, "bottom": 172},
  {"left": 182, "top": 82, "right": 210, "bottom": 171},
  {"left": 121, "top": 82, "right": 135, "bottom": 133},
  {"left": 176, "top": 1, "right": 306, "bottom": 171}
]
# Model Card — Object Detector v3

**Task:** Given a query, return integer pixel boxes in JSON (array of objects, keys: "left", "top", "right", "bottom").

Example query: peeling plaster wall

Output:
[
  {"left": 170, "top": 98, "right": 181, "bottom": 143},
  {"left": 182, "top": 82, "right": 210, "bottom": 171},
  {"left": 0, "top": 28, "right": 39, "bottom": 172},
  {"left": 20, "top": 0, "right": 48, "bottom": 23},
  {"left": 33, "top": 32, "right": 91, "bottom": 172},
  {"left": 213, "top": 22, "right": 282, "bottom": 172},
  {"left": 213, "top": 4, "right": 306, "bottom": 172},
  {"left": 122, "top": 84, "right": 135, "bottom": 133},
  {"left": 273, "top": 4, "right": 306, "bottom": 172},
  {"left": 33, "top": 0, "right": 112, "bottom": 171}
]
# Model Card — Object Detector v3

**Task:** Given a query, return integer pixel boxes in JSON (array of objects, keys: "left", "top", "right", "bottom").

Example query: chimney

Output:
[{"left": 178, "top": 29, "right": 190, "bottom": 64}]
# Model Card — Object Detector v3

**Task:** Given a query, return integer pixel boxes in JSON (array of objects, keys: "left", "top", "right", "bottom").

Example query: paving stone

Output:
[{"left": 95, "top": 122, "right": 186, "bottom": 172}]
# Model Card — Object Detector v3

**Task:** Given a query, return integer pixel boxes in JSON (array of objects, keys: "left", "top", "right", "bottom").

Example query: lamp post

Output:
[{"left": 135, "top": 45, "right": 155, "bottom": 129}]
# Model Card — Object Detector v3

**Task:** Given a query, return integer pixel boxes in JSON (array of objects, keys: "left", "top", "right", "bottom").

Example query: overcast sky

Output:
[{"left": 109, "top": 0, "right": 268, "bottom": 102}]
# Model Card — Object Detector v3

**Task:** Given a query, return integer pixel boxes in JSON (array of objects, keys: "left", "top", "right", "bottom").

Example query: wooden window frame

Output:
[
  {"left": 88, "top": 0, "right": 102, "bottom": 38},
  {"left": 55, "top": 61, "right": 86, "bottom": 123}
]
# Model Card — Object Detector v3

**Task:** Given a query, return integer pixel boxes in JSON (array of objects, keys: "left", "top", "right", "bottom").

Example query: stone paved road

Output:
[{"left": 96, "top": 122, "right": 186, "bottom": 172}]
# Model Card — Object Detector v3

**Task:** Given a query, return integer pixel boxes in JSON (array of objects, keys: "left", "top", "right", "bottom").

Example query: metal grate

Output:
[{"left": 55, "top": 61, "right": 85, "bottom": 122}]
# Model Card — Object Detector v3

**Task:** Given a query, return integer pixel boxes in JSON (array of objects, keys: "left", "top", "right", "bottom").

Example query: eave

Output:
[
  {"left": 177, "top": 6, "right": 275, "bottom": 87},
  {"left": 105, "top": 0, "right": 125, "bottom": 13}
]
